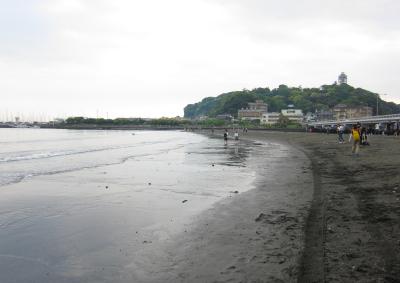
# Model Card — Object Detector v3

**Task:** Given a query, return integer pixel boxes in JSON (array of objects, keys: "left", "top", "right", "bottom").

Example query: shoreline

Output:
[{"left": 141, "top": 131, "right": 314, "bottom": 282}]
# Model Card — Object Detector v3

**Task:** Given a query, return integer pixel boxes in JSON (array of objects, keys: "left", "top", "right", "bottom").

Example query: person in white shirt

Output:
[{"left": 337, "top": 124, "right": 345, "bottom": 143}]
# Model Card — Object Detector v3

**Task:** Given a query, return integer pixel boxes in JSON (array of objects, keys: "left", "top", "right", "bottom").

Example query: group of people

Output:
[
  {"left": 223, "top": 129, "right": 240, "bottom": 145},
  {"left": 339, "top": 123, "right": 369, "bottom": 156}
]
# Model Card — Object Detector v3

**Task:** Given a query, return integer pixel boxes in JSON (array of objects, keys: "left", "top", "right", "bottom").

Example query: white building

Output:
[
  {"left": 261, "top": 112, "right": 280, "bottom": 124},
  {"left": 281, "top": 109, "right": 304, "bottom": 123}
]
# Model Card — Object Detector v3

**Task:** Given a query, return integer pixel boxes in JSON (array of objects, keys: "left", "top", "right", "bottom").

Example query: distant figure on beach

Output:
[
  {"left": 223, "top": 129, "right": 228, "bottom": 145},
  {"left": 234, "top": 130, "right": 239, "bottom": 140},
  {"left": 349, "top": 124, "right": 361, "bottom": 155},
  {"left": 337, "top": 124, "right": 345, "bottom": 143},
  {"left": 360, "top": 126, "right": 369, "bottom": 145}
]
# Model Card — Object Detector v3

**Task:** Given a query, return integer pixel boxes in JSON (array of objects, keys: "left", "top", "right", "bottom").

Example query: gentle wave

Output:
[
  {"left": 0, "top": 144, "right": 186, "bottom": 187},
  {"left": 0, "top": 139, "right": 178, "bottom": 163},
  {"left": 0, "top": 146, "right": 129, "bottom": 163}
]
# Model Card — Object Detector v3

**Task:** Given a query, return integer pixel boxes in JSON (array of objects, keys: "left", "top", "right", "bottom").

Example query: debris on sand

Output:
[
  {"left": 254, "top": 211, "right": 295, "bottom": 224},
  {"left": 182, "top": 200, "right": 188, "bottom": 203},
  {"left": 255, "top": 213, "right": 266, "bottom": 222},
  {"left": 148, "top": 182, "right": 151, "bottom": 185},
  {"left": 105, "top": 186, "right": 109, "bottom": 189},
  {"left": 230, "top": 190, "right": 239, "bottom": 194}
]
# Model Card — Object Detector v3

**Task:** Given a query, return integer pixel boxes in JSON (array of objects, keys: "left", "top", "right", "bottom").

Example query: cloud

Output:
[{"left": 0, "top": 0, "right": 399, "bottom": 120}]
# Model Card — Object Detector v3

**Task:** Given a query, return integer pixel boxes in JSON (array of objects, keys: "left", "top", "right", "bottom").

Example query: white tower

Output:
[{"left": 338, "top": 72, "right": 347, "bottom": 84}]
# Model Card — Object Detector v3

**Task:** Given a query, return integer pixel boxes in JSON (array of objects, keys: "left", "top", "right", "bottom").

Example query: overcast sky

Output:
[{"left": 1, "top": 0, "right": 400, "bottom": 120}]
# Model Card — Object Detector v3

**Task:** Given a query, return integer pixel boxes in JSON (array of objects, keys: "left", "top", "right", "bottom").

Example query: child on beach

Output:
[
  {"left": 349, "top": 124, "right": 361, "bottom": 155},
  {"left": 234, "top": 130, "right": 239, "bottom": 140}
]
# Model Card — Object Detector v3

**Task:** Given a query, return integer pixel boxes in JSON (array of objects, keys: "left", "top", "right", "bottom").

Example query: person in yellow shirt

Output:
[{"left": 349, "top": 124, "right": 361, "bottom": 155}]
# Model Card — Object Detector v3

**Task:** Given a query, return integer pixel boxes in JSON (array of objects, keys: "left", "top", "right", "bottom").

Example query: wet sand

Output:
[
  {"left": 145, "top": 135, "right": 313, "bottom": 282},
  {"left": 155, "top": 130, "right": 400, "bottom": 282},
  {"left": 240, "top": 131, "right": 400, "bottom": 282}
]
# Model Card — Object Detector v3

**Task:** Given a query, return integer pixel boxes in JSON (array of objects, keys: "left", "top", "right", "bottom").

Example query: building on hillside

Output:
[
  {"left": 338, "top": 72, "right": 348, "bottom": 84},
  {"left": 315, "top": 110, "right": 334, "bottom": 121},
  {"left": 304, "top": 112, "right": 317, "bottom": 123},
  {"left": 261, "top": 112, "right": 280, "bottom": 124},
  {"left": 333, "top": 104, "right": 348, "bottom": 120},
  {"left": 281, "top": 109, "right": 304, "bottom": 123},
  {"left": 238, "top": 100, "right": 268, "bottom": 121},
  {"left": 333, "top": 104, "right": 373, "bottom": 120}
]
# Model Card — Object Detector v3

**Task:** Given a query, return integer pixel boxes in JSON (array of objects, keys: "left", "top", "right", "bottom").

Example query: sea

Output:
[{"left": 0, "top": 128, "right": 261, "bottom": 282}]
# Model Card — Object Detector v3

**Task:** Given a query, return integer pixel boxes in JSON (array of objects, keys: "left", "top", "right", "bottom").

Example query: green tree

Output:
[{"left": 276, "top": 114, "right": 290, "bottom": 128}]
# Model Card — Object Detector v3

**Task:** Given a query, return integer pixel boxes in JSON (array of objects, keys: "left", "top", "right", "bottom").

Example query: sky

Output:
[{"left": 1, "top": 0, "right": 400, "bottom": 120}]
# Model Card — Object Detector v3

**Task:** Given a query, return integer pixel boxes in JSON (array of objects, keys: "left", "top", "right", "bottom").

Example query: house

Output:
[
  {"left": 316, "top": 110, "right": 334, "bottom": 121},
  {"left": 261, "top": 112, "right": 280, "bottom": 124},
  {"left": 238, "top": 100, "right": 268, "bottom": 121},
  {"left": 281, "top": 109, "right": 304, "bottom": 123},
  {"left": 333, "top": 104, "right": 373, "bottom": 120}
]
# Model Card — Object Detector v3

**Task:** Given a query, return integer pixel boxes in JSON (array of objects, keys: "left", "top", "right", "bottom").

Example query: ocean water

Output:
[
  {"left": 0, "top": 129, "right": 252, "bottom": 188},
  {"left": 0, "top": 128, "right": 260, "bottom": 282}
]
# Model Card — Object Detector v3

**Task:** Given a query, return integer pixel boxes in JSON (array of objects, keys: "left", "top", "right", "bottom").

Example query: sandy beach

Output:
[
  {"left": 147, "top": 130, "right": 400, "bottom": 282},
  {"left": 240, "top": 131, "right": 400, "bottom": 282},
  {"left": 1, "top": 129, "right": 399, "bottom": 282}
]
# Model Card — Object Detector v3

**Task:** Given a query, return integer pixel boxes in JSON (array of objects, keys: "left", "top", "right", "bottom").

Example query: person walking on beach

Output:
[
  {"left": 234, "top": 130, "right": 239, "bottom": 140},
  {"left": 349, "top": 124, "right": 361, "bottom": 155},
  {"left": 360, "top": 126, "right": 369, "bottom": 145},
  {"left": 223, "top": 129, "right": 228, "bottom": 145},
  {"left": 337, "top": 124, "right": 345, "bottom": 143}
]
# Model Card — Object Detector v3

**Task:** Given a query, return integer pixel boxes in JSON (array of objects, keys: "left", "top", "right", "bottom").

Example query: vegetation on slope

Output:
[{"left": 184, "top": 84, "right": 400, "bottom": 118}]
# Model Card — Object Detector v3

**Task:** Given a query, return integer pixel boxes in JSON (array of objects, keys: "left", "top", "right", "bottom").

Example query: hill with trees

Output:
[{"left": 184, "top": 84, "right": 400, "bottom": 119}]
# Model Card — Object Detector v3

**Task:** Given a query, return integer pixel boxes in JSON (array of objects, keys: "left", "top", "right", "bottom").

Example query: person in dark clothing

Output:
[
  {"left": 360, "top": 126, "right": 369, "bottom": 145},
  {"left": 223, "top": 129, "right": 228, "bottom": 145}
]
